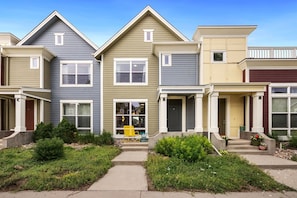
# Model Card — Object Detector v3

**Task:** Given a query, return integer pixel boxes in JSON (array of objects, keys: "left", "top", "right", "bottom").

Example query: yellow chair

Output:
[{"left": 124, "top": 125, "right": 136, "bottom": 141}]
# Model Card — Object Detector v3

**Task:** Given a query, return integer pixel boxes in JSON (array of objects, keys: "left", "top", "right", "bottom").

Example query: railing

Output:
[{"left": 248, "top": 47, "right": 297, "bottom": 59}]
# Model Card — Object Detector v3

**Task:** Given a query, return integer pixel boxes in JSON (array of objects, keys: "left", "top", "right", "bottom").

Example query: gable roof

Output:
[
  {"left": 17, "top": 11, "right": 98, "bottom": 50},
  {"left": 94, "top": 6, "right": 189, "bottom": 58}
]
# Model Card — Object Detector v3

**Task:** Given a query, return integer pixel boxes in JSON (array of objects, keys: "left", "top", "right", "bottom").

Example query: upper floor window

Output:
[
  {"left": 60, "top": 61, "right": 92, "bottom": 87},
  {"left": 211, "top": 51, "right": 226, "bottom": 63},
  {"left": 143, "top": 29, "right": 154, "bottom": 42},
  {"left": 30, "top": 57, "right": 40, "bottom": 69},
  {"left": 114, "top": 58, "right": 147, "bottom": 85},
  {"left": 162, "top": 54, "right": 172, "bottom": 66},
  {"left": 55, "top": 33, "right": 64, "bottom": 45}
]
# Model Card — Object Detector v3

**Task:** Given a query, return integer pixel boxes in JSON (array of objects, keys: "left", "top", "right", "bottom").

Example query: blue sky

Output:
[{"left": 1, "top": 0, "right": 297, "bottom": 47}]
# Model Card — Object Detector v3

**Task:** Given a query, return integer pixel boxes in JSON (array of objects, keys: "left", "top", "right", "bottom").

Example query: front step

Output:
[
  {"left": 0, "top": 139, "right": 3, "bottom": 149},
  {"left": 120, "top": 142, "right": 148, "bottom": 152},
  {"left": 227, "top": 139, "right": 269, "bottom": 155}
]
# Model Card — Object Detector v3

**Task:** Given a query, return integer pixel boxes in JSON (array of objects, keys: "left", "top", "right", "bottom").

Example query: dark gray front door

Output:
[{"left": 167, "top": 99, "right": 182, "bottom": 131}]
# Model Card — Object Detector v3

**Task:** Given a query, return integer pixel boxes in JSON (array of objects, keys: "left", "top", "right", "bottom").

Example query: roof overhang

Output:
[
  {"left": 157, "top": 86, "right": 205, "bottom": 100},
  {"left": 152, "top": 41, "right": 200, "bottom": 56},
  {"left": 193, "top": 25, "right": 257, "bottom": 41},
  {"left": 239, "top": 58, "right": 297, "bottom": 70},
  {"left": 2, "top": 45, "right": 55, "bottom": 61},
  {"left": 0, "top": 86, "right": 51, "bottom": 101},
  {"left": 207, "top": 82, "right": 268, "bottom": 94}
]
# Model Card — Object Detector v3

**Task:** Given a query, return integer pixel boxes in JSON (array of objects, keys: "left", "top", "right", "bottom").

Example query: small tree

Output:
[
  {"left": 34, "top": 137, "right": 64, "bottom": 161},
  {"left": 53, "top": 118, "right": 78, "bottom": 144}
]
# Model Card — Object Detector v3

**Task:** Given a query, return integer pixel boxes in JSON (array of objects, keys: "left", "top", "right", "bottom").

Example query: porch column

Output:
[
  {"left": 14, "top": 94, "right": 26, "bottom": 132},
  {"left": 252, "top": 92, "right": 264, "bottom": 132},
  {"left": 159, "top": 93, "right": 168, "bottom": 133},
  {"left": 194, "top": 93, "right": 203, "bottom": 132},
  {"left": 209, "top": 92, "right": 219, "bottom": 133},
  {"left": 245, "top": 96, "right": 250, "bottom": 131}
]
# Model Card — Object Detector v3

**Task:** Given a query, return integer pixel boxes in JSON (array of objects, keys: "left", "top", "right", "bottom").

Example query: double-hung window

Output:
[
  {"left": 61, "top": 100, "right": 92, "bottom": 133},
  {"left": 61, "top": 61, "right": 92, "bottom": 87},
  {"left": 114, "top": 58, "right": 147, "bottom": 85},
  {"left": 114, "top": 100, "right": 147, "bottom": 136},
  {"left": 270, "top": 84, "right": 297, "bottom": 137}
]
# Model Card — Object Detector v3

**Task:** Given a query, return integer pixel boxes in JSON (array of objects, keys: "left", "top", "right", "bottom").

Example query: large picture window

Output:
[
  {"left": 114, "top": 100, "right": 147, "bottom": 136},
  {"left": 114, "top": 59, "right": 147, "bottom": 85},
  {"left": 61, "top": 61, "right": 92, "bottom": 86},
  {"left": 61, "top": 101, "right": 92, "bottom": 133},
  {"left": 271, "top": 85, "right": 297, "bottom": 137}
]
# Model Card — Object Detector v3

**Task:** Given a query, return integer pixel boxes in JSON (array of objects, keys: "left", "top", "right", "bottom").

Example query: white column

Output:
[
  {"left": 14, "top": 94, "right": 27, "bottom": 132},
  {"left": 159, "top": 93, "right": 168, "bottom": 133},
  {"left": 245, "top": 96, "right": 250, "bottom": 131},
  {"left": 209, "top": 92, "right": 219, "bottom": 133},
  {"left": 194, "top": 93, "right": 203, "bottom": 132},
  {"left": 252, "top": 92, "right": 264, "bottom": 132},
  {"left": 40, "top": 100, "right": 44, "bottom": 123}
]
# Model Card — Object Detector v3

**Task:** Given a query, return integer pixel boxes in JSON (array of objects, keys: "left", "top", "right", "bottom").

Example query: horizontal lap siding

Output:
[
  {"left": 103, "top": 14, "right": 182, "bottom": 135},
  {"left": 9, "top": 57, "right": 40, "bottom": 87},
  {"left": 250, "top": 69, "right": 297, "bottom": 133},
  {"left": 161, "top": 54, "right": 198, "bottom": 85},
  {"left": 27, "top": 20, "right": 101, "bottom": 133}
]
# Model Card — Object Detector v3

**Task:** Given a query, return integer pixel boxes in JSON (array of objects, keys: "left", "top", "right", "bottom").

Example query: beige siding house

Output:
[{"left": 95, "top": 6, "right": 188, "bottom": 137}]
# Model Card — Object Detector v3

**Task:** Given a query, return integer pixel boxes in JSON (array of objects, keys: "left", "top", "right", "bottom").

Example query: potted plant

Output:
[
  {"left": 250, "top": 134, "right": 263, "bottom": 146},
  {"left": 259, "top": 142, "right": 268, "bottom": 150}
]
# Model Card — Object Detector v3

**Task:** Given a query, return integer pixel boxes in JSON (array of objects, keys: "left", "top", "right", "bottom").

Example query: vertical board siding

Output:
[
  {"left": 161, "top": 54, "right": 199, "bottom": 86},
  {"left": 103, "top": 14, "right": 183, "bottom": 135},
  {"left": 9, "top": 57, "right": 40, "bottom": 87},
  {"left": 25, "top": 19, "right": 101, "bottom": 133}
]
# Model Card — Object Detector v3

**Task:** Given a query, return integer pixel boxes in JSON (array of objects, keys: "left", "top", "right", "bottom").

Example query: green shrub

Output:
[
  {"left": 34, "top": 137, "right": 64, "bottom": 161},
  {"left": 289, "top": 136, "right": 297, "bottom": 148},
  {"left": 32, "top": 122, "right": 53, "bottom": 142},
  {"left": 155, "top": 135, "right": 212, "bottom": 162},
  {"left": 96, "top": 131, "right": 114, "bottom": 145},
  {"left": 77, "top": 133, "right": 95, "bottom": 144},
  {"left": 53, "top": 119, "right": 78, "bottom": 144}
]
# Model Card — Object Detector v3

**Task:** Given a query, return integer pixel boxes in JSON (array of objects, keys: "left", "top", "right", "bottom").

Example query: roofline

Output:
[
  {"left": 94, "top": 5, "right": 189, "bottom": 58},
  {"left": 17, "top": 11, "right": 98, "bottom": 50},
  {"left": 0, "top": 32, "right": 20, "bottom": 42}
]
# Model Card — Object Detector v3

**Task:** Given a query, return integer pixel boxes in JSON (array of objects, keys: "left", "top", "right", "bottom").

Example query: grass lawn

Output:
[
  {"left": 0, "top": 145, "right": 120, "bottom": 191},
  {"left": 146, "top": 153, "right": 293, "bottom": 193}
]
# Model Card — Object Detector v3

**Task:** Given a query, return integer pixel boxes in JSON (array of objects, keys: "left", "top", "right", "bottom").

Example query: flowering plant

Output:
[{"left": 250, "top": 134, "right": 263, "bottom": 146}]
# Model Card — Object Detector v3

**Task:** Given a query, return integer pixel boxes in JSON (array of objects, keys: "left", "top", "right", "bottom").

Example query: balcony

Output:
[{"left": 248, "top": 47, "right": 297, "bottom": 59}]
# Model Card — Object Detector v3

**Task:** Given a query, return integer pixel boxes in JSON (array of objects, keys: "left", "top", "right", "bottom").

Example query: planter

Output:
[
  {"left": 251, "top": 139, "right": 261, "bottom": 146},
  {"left": 259, "top": 145, "right": 268, "bottom": 150}
]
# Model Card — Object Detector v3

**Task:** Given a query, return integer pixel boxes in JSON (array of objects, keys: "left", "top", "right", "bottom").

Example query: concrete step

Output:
[
  {"left": 241, "top": 155, "right": 297, "bottom": 169},
  {"left": 120, "top": 142, "right": 148, "bottom": 152},
  {"left": 227, "top": 144, "right": 257, "bottom": 150},
  {"left": 228, "top": 139, "right": 250, "bottom": 145},
  {"left": 228, "top": 149, "right": 269, "bottom": 155},
  {"left": 112, "top": 151, "right": 148, "bottom": 166}
]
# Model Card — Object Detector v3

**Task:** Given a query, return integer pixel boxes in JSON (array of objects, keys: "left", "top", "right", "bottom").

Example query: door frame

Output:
[
  {"left": 168, "top": 96, "right": 186, "bottom": 132},
  {"left": 218, "top": 96, "right": 230, "bottom": 138}
]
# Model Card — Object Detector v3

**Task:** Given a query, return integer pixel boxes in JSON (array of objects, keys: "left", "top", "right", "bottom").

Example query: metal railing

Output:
[{"left": 248, "top": 47, "right": 297, "bottom": 59}]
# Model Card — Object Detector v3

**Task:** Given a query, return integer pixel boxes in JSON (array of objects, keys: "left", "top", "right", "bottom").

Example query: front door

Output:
[
  {"left": 26, "top": 100, "right": 34, "bottom": 130},
  {"left": 167, "top": 99, "right": 182, "bottom": 131},
  {"left": 218, "top": 98, "right": 226, "bottom": 136}
]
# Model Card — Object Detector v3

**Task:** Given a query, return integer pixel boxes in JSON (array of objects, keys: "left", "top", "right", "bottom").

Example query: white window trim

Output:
[
  {"left": 143, "top": 29, "right": 154, "bottom": 42},
  {"left": 114, "top": 58, "right": 148, "bottom": 86},
  {"left": 60, "top": 60, "right": 93, "bottom": 87},
  {"left": 30, "top": 56, "right": 40, "bottom": 69},
  {"left": 211, "top": 51, "right": 226, "bottom": 63},
  {"left": 60, "top": 100, "right": 93, "bottom": 132},
  {"left": 162, "top": 54, "right": 172, "bottom": 66},
  {"left": 55, "top": 33, "right": 64, "bottom": 45},
  {"left": 269, "top": 83, "right": 297, "bottom": 137},
  {"left": 113, "top": 99, "right": 148, "bottom": 138}
]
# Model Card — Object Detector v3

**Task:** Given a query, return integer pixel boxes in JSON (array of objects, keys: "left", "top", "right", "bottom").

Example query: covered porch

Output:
[{"left": 0, "top": 86, "right": 51, "bottom": 133}]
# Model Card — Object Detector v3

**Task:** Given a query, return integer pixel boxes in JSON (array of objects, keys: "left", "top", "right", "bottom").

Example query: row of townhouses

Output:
[{"left": 1, "top": 6, "right": 297, "bottom": 145}]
